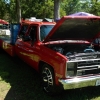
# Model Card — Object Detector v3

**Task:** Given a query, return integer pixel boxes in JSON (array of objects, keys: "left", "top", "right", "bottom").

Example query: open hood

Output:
[{"left": 43, "top": 16, "right": 100, "bottom": 43}]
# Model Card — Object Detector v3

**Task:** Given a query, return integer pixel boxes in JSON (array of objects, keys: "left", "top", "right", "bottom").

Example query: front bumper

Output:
[{"left": 59, "top": 75, "right": 100, "bottom": 90}]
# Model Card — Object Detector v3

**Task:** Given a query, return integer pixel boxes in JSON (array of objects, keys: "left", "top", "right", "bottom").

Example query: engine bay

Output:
[{"left": 47, "top": 43, "right": 100, "bottom": 61}]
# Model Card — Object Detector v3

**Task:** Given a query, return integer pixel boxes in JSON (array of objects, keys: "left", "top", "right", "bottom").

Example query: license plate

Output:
[{"left": 96, "top": 80, "right": 100, "bottom": 86}]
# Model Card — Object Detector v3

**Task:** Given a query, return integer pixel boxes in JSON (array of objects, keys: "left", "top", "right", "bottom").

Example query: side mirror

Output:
[{"left": 23, "top": 36, "right": 31, "bottom": 41}]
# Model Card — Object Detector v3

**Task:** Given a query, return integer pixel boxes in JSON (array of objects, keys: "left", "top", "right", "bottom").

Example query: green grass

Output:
[{"left": 0, "top": 49, "right": 100, "bottom": 100}]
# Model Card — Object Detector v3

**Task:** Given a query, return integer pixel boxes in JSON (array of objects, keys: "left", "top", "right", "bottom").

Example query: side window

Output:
[
  {"left": 29, "top": 26, "right": 37, "bottom": 42},
  {"left": 19, "top": 25, "right": 28, "bottom": 38}
]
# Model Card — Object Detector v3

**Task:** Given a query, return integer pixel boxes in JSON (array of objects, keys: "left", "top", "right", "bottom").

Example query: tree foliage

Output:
[
  {"left": 90, "top": 0, "right": 100, "bottom": 15},
  {"left": 1, "top": 0, "right": 100, "bottom": 22},
  {"left": 0, "top": 0, "right": 9, "bottom": 19},
  {"left": 21, "top": 0, "right": 54, "bottom": 19}
]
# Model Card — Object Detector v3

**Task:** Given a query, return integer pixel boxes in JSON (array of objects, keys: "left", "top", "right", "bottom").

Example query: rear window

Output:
[{"left": 19, "top": 25, "right": 28, "bottom": 38}]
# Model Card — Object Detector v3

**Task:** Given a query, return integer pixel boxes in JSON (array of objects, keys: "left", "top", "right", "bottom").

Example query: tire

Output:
[{"left": 40, "top": 64, "right": 63, "bottom": 95}]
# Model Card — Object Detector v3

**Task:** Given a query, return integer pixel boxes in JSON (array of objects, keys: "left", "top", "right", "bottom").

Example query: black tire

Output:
[{"left": 40, "top": 64, "right": 63, "bottom": 95}]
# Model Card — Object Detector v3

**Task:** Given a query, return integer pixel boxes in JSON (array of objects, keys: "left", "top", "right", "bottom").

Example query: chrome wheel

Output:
[
  {"left": 41, "top": 64, "right": 54, "bottom": 93},
  {"left": 41, "top": 64, "right": 63, "bottom": 95},
  {"left": 42, "top": 67, "right": 53, "bottom": 92}
]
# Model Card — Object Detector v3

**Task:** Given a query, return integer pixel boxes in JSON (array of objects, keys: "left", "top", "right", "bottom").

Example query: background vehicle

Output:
[{"left": 0, "top": 19, "right": 10, "bottom": 36}]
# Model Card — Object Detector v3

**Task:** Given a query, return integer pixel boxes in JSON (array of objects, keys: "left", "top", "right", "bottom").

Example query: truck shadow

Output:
[{"left": 0, "top": 49, "right": 100, "bottom": 100}]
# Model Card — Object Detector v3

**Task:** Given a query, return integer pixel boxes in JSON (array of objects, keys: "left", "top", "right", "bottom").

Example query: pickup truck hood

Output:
[{"left": 43, "top": 16, "right": 100, "bottom": 43}]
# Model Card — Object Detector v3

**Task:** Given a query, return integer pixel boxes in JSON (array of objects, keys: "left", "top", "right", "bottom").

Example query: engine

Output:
[{"left": 49, "top": 43, "right": 100, "bottom": 60}]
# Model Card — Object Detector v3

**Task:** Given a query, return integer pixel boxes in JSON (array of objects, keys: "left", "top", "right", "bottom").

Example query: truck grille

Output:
[{"left": 77, "top": 60, "right": 100, "bottom": 76}]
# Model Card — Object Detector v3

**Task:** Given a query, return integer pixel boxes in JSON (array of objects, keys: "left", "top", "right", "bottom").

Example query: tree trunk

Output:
[
  {"left": 54, "top": 0, "right": 60, "bottom": 21},
  {"left": 16, "top": 0, "right": 21, "bottom": 23}
]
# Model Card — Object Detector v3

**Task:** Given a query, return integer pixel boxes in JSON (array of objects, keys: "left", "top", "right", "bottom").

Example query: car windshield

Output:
[{"left": 40, "top": 25, "right": 54, "bottom": 41}]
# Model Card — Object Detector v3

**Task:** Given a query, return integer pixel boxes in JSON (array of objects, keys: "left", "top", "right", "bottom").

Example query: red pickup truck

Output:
[{"left": 1, "top": 16, "right": 100, "bottom": 95}]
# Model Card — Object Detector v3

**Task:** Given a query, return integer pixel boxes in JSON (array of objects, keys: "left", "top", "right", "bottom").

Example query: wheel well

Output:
[{"left": 38, "top": 61, "right": 54, "bottom": 73}]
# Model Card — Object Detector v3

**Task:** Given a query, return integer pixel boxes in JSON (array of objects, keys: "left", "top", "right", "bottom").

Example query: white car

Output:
[{"left": 0, "top": 24, "right": 11, "bottom": 37}]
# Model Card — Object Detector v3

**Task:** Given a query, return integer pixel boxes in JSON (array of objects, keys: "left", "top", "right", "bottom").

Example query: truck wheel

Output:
[{"left": 41, "top": 64, "right": 63, "bottom": 95}]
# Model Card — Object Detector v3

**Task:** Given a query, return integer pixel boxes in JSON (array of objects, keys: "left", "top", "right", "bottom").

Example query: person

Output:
[{"left": 92, "top": 37, "right": 100, "bottom": 51}]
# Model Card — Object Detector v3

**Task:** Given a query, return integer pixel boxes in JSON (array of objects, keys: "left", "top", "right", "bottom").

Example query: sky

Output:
[{"left": 4, "top": 0, "right": 10, "bottom": 4}]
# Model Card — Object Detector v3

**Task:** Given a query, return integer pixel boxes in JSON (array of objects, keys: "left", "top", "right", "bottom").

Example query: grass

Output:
[{"left": 0, "top": 49, "right": 100, "bottom": 100}]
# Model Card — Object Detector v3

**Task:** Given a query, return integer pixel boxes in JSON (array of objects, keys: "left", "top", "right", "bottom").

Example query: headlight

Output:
[
  {"left": 67, "top": 71, "right": 75, "bottom": 77},
  {"left": 66, "top": 62, "right": 77, "bottom": 77},
  {"left": 77, "top": 70, "right": 83, "bottom": 76},
  {"left": 67, "top": 62, "right": 75, "bottom": 69}
]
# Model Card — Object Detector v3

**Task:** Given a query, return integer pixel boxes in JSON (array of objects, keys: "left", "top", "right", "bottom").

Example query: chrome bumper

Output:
[{"left": 59, "top": 75, "right": 100, "bottom": 90}]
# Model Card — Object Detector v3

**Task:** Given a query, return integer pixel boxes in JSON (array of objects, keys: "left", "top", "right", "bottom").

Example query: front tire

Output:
[{"left": 40, "top": 64, "right": 63, "bottom": 95}]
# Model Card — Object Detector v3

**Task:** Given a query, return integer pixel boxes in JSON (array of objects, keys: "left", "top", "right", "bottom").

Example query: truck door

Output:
[
  {"left": 19, "top": 25, "right": 40, "bottom": 70},
  {"left": 15, "top": 24, "right": 29, "bottom": 59}
]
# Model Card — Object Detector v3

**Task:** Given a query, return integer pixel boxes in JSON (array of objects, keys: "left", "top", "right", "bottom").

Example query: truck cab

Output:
[{"left": 15, "top": 20, "right": 55, "bottom": 71}]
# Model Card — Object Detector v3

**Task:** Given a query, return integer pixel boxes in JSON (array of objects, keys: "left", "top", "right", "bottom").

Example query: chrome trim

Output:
[
  {"left": 67, "top": 59, "right": 100, "bottom": 62},
  {"left": 77, "top": 65, "right": 99, "bottom": 68},
  {"left": 59, "top": 75, "right": 100, "bottom": 90},
  {"left": 77, "top": 68, "right": 98, "bottom": 71},
  {"left": 65, "top": 61, "right": 68, "bottom": 77},
  {"left": 66, "top": 59, "right": 100, "bottom": 77}
]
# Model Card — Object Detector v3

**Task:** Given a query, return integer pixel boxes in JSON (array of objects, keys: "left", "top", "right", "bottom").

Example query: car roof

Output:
[{"left": 21, "top": 20, "right": 56, "bottom": 25}]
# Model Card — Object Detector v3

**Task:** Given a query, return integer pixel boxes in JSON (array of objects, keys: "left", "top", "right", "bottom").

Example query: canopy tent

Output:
[
  {"left": 56, "top": 12, "right": 95, "bottom": 22},
  {"left": 69, "top": 12, "right": 95, "bottom": 16},
  {"left": 0, "top": 19, "right": 9, "bottom": 24}
]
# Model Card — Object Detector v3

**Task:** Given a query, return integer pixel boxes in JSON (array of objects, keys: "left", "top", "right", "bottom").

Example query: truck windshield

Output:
[{"left": 40, "top": 25, "right": 54, "bottom": 41}]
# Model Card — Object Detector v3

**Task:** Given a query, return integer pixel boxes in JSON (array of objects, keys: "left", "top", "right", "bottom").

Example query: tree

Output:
[
  {"left": 90, "top": 0, "right": 100, "bottom": 15},
  {"left": 65, "top": 0, "right": 80, "bottom": 15},
  {"left": 16, "top": 0, "right": 21, "bottom": 23},
  {"left": 2, "top": 0, "right": 100, "bottom": 23},
  {"left": 54, "top": 0, "right": 60, "bottom": 21},
  {"left": 0, "top": 0, "right": 7, "bottom": 19},
  {"left": 21, "top": 0, "right": 54, "bottom": 19}
]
